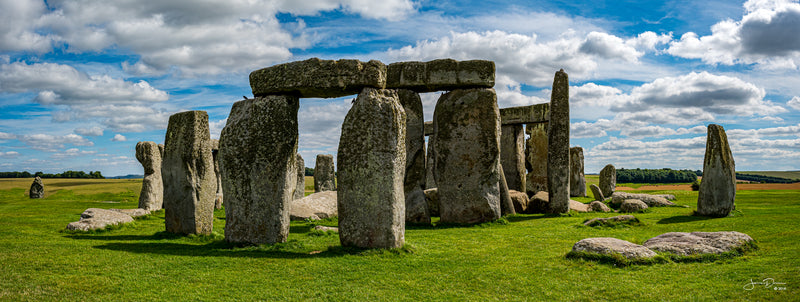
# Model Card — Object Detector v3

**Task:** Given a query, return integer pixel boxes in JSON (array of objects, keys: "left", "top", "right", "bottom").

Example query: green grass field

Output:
[{"left": 0, "top": 177, "right": 797, "bottom": 301}]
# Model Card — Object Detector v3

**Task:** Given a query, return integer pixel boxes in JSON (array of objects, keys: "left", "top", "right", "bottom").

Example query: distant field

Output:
[{"left": 740, "top": 171, "right": 800, "bottom": 181}]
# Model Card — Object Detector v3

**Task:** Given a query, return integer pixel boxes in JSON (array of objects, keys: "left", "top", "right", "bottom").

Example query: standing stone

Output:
[
  {"left": 210, "top": 139, "right": 223, "bottom": 210},
  {"left": 398, "top": 89, "right": 429, "bottom": 224},
  {"left": 498, "top": 164, "right": 516, "bottom": 216},
  {"left": 434, "top": 88, "right": 501, "bottom": 224},
  {"left": 570, "top": 147, "right": 586, "bottom": 197},
  {"left": 29, "top": 176, "right": 44, "bottom": 199},
  {"left": 294, "top": 153, "right": 305, "bottom": 200},
  {"left": 547, "top": 69, "right": 570, "bottom": 214},
  {"left": 314, "top": 154, "right": 336, "bottom": 192},
  {"left": 338, "top": 88, "right": 406, "bottom": 249},
  {"left": 220, "top": 96, "right": 298, "bottom": 245},
  {"left": 162, "top": 111, "right": 216, "bottom": 235},
  {"left": 135, "top": 141, "right": 163, "bottom": 210},
  {"left": 425, "top": 138, "right": 436, "bottom": 189},
  {"left": 599, "top": 164, "right": 616, "bottom": 197},
  {"left": 525, "top": 123, "right": 548, "bottom": 196},
  {"left": 697, "top": 124, "right": 736, "bottom": 217},
  {"left": 590, "top": 184, "right": 604, "bottom": 201},
  {"left": 501, "top": 124, "right": 526, "bottom": 192}
]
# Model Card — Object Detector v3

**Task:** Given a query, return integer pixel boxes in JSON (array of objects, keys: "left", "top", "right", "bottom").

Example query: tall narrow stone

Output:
[
  {"left": 210, "top": 139, "right": 223, "bottom": 210},
  {"left": 499, "top": 164, "right": 516, "bottom": 216},
  {"left": 525, "top": 123, "right": 548, "bottom": 196},
  {"left": 599, "top": 164, "right": 616, "bottom": 197},
  {"left": 29, "top": 176, "right": 44, "bottom": 199},
  {"left": 570, "top": 147, "right": 586, "bottom": 197},
  {"left": 697, "top": 124, "right": 736, "bottom": 217},
  {"left": 338, "top": 88, "right": 406, "bottom": 249},
  {"left": 397, "top": 89, "right": 429, "bottom": 224},
  {"left": 314, "top": 154, "right": 336, "bottom": 192},
  {"left": 220, "top": 96, "right": 298, "bottom": 244},
  {"left": 135, "top": 141, "right": 163, "bottom": 210},
  {"left": 501, "top": 124, "right": 526, "bottom": 192},
  {"left": 425, "top": 137, "right": 436, "bottom": 189},
  {"left": 547, "top": 69, "right": 570, "bottom": 214},
  {"left": 294, "top": 153, "right": 305, "bottom": 200},
  {"left": 162, "top": 111, "right": 216, "bottom": 235},
  {"left": 434, "top": 88, "right": 501, "bottom": 224}
]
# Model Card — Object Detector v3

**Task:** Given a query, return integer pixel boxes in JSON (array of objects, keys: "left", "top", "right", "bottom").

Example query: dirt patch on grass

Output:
[{"left": 617, "top": 183, "right": 800, "bottom": 191}]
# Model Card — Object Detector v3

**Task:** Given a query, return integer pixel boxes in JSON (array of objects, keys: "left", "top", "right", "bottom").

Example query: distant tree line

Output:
[
  {"left": 0, "top": 171, "right": 104, "bottom": 179},
  {"left": 616, "top": 168, "right": 698, "bottom": 184},
  {"left": 305, "top": 168, "right": 314, "bottom": 176},
  {"left": 735, "top": 173, "right": 798, "bottom": 184}
]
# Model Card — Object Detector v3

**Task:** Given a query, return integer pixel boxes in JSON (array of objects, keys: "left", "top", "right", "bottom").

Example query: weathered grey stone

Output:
[
  {"left": 162, "top": 111, "right": 216, "bottom": 235},
  {"left": 433, "top": 88, "right": 501, "bottom": 224},
  {"left": 583, "top": 215, "right": 637, "bottom": 227},
  {"left": 424, "top": 138, "right": 436, "bottom": 189},
  {"left": 386, "top": 59, "right": 494, "bottom": 92},
  {"left": 337, "top": 87, "right": 406, "bottom": 248},
  {"left": 398, "top": 89, "right": 429, "bottom": 224},
  {"left": 527, "top": 191, "right": 549, "bottom": 214},
  {"left": 29, "top": 176, "right": 44, "bottom": 199},
  {"left": 509, "top": 190, "right": 529, "bottom": 214},
  {"left": 314, "top": 225, "right": 339, "bottom": 232},
  {"left": 590, "top": 184, "right": 604, "bottom": 201},
  {"left": 569, "top": 200, "right": 591, "bottom": 213},
  {"left": 314, "top": 154, "right": 336, "bottom": 193},
  {"left": 423, "top": 188, "right": 439, "bottom": 217},
  {"left": 547, "top": 69, "right": 570, "bottom": 214},
  {"left": 500, "top": 103, "right": 549, "bottom": 125},
  {"left": 599, "top": 164, "right": 616, "bottom": 196},
  {"left": 136, "top": 141, "right": 163, "bottom": 210},
  {"left": 572, "top": 237, "right": 656, "bottom": 259},
  {"left": 589, "top": 201, "right": 612, "bottom": 212},
  {"left": 210, "top": 139, "right": 223, "bottom": 210},
  {"left": 423, "top": 121, "right": 433, "bottom": 136},
  {"left": 220, "top": 97, "right": 298, "bottom": 244},
  {"left": 294, "top": 153, "right": 305, "bottom": 200},
  {"left": 619, "top": 199, "right": 648, "bottom": 213},
  {"left": 570, "top": 147, "right": 586, "bottom": 197},
  {"left": 611, "top": 192, "right": 676, "bottom": 207},
  {"left": 643, "top": 231, "right": 753, "bottom": 256},
  {"left": 525, "top": 123, "right": 548, "bottom": 196},
  {"left": 499, "top": 164, "right": 516, "bottom": 216},
  {"left": 655, "top": 194, "right": 676, "bottom": 201},
  {"left": 290, "top": 191, "right": 337, "bottom": 221},
  {"left": 697, "top": 124, "right": 736, "bottom": 217},
  {"left": 65, "top": 208, "right": 134, "bottom": 232},
  {"left": 250, "top": 58, "right": 386, "bottom": 98},
  {"left": 501, "top": 124, "right": 526, "bottom": 192},
  {"left": 109, "top": 208, "right": 151, "bottom": 218}
]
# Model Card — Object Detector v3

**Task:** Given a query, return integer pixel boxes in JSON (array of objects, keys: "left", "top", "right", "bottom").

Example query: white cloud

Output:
[
  {"left": 0, "top": 151, "right": 20, "bottom": 158},
  {"left": 0, "top": 132, "right": 17, "bottom": 140},
  {"left": 571, "top": 83, "right": 628, "bottom": 107},
  {"left": 52, "top": 148, "right": 96, "bottom": 159},
  {"left": 18, "top": 133, "right": 93, "bottom": 152},
  {"left": 579, "top": 31, "right": 642, "bottom": 62},
  {"left": 727, "top": 123, "right": 800, "bottom": 138},
  {"left": 667, "top": 0, "right": 800, "bottom": 69},
  {"left": 74, "top": 126, "right": 104, "bottom": 137},
  {"left": 571, "top": 121, "right": 608, "bottom": 138},
  {"left": 788, "top": 96, "right": 800, "bottom": 110},
  {"left": 0, "top": 0, "right": 52, "bottom": 53},
  {"left": 209, "top": 118, "right": 228, "bottom": 140},
  {"left": 111, "top": 134, "right": 127, "bottom": 142}
]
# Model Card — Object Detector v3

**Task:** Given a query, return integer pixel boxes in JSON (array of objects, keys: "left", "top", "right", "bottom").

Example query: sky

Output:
[{"left": 0, "top": 0, "right": 799, "bottom": 177}]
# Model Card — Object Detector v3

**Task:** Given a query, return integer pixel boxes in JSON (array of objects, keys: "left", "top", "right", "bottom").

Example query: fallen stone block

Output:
[
  {"left": 66, "top": 208, "right": 135, "bottom": 232},
  {"left": 290, "top": 191, "right": 338, "bottom": 221},
  {"left": 643, "top": 231, "right": 754, "bottom": 256},
  {"left": 571, "top": 237, "right": 656, "bottom": 260}
]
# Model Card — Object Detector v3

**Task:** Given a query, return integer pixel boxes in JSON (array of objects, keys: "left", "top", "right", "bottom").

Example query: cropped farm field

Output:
[{"left": 0, "top": 178, "right": 797, "bottom": 301}]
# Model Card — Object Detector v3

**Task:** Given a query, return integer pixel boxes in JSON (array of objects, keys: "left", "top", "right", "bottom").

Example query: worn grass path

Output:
[{"left": 0, "top": 178, "right": 797, "bottom": 301}]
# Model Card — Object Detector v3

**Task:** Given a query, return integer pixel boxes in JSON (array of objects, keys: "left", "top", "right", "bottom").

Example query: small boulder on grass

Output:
[
  {"left": 313, "top": 225, "right": 338, "bottom": 232},
  {"left": 643, "top": 231, "right": 754, "bottom": 256},
  {"left": 589, "top": 201, "right": 611, "bottom": 212},
  {"left": 66, "top": 208, "right": 135, "bottom": 232},
  {"left": 611, "top": 192, "right": 675, "bottom": 207},
  {"left": 569, "top": 200, "right": 591, "bottom": 213},
  {"left": 509, "top": 190, "right": 529, "bottom": 213},
  {"left": 109, "top": 208, "right": 151, "bottom": 218},
  {"left": 571, "top": 237, "right": 656, "bottom": 260},
  {"left": 619, "top": 199, "right": 648, "bottom": 213},
  {"left": 290, "top": 191, "right": 337, "bottom": 221},
  {"left": 583, "top": 215, "right": 638, "bottom": 227}
]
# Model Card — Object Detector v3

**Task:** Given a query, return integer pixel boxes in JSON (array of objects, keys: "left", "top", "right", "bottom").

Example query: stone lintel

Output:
[
  {"left": 386, "top": 59, "right": 495, "bottom": 92},
  {"left": 500, "top": 103, "right": 549, "bottom": 125},
  {"left": 249, "top": 58, "right": 387, "bottom": 98}
]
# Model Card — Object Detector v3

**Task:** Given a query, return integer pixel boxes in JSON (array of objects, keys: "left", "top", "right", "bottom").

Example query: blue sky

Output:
[{"left": 1, "top": 0, "right": 799, "bottom": 177}]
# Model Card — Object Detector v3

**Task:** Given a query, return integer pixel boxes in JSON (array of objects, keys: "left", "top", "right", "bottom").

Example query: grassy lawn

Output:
[{"left": 0, "top": 177, "right": 797, "bottom": 301}]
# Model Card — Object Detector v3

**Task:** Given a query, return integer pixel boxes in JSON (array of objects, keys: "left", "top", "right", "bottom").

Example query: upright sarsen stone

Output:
[
  {"left": 337, "top": 88, "right": 406, "bottom": 249},
  {"left": 525, "top": 123, "right": 548, "bottom": 196},
  {"left": 501, "top": 124, "right": 526, "bottom": 192},
  {"left": 210, "top": 139, "right": 223, "bottom": 209},
  {"left": 162, "top": 111, "right": 216, "bottom": 235},
  {"left": 425, "top": 137, "right": 436, "bottom": 189},
  {"left": 314, "top": 154, "right": 336, "bottom": 192},
  {"left": 599, "top": 164, "right": 616, "bottom": 197},
  {"left": 220, "top": 96, "right": 299, "bottom": 244},
  {"left": 136, "top": 141, "right": 163, "bottom": 210},
  {"left": 294, "top": 153, "right": 305, "bottom": 200},
  {"left": 397, "top": 89, "right": 429, "bottom": 224},
  {"left": 697, "top": 124, "right": 736, "bottom": 217},
  {"left": 434, "top": 88, "right": 501, "bottom": 224},
  {"left": 547, "top": 70, "right": 570, "bottom": 214},
  {"left": 570, "top": 147, "right": 586, "bottom": 197},
  {"left": 29, "top": 176, "right": 44, "bottom": 199}
]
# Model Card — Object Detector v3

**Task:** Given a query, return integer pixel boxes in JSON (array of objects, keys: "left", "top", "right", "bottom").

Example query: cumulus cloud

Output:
[
  {"left": 579, "top": 32, "right": 642, "bottom": 62},
  {"left": 18, "top": 133, "right": 93, "bottom": 152},
  {"left": 727, "top": 123, "right": 800, "bottom": 138},
  {"left": 52, "top": 148, "right": 96, "bottom": 159},
  {"left": 571, "top": 83, "right": 628, "bottom": 107},
  {"left": 0, "top": 132, "right": 17, "bottom": 140},
  {"left": 788, "top": 96, "right": 800, "bottom": 110},
  {"left": 0, "top": 151, "right": 20, "bottom": 158},
  {"left": 74, "top": 126, "right": 104, "bottom": 137},
  {"left": 0, "top": 0, "right": 52, "bottom": 53},
  {"left": 111, "top": 134, "right": 127, "bottom": 142},
  {"left": 667, "top": 0, "right": 800, "bottom": 69}
]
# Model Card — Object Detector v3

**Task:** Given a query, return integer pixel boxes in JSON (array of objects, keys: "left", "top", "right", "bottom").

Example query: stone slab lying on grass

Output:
[
  {"left": 569, "top": 200, "right": 591, "bottom": 213},
  {"left": 619, "top": 199, "right": 648, "bottom": 213},
  {"left": 589, "top": 201, "right": 611, "bottom": 212},
  {"left": 290, "top": 191, "right": 338, "bottom": 221},
  {"left": 611, "top": 192, "right": 675, "bottom": 207},
  {"left": 583, "top": 215, "right": 638, "bottom": 227},
  {"left": 109, "top": 208, "right": 151, "bottom": 218},
  {"left": 66, "top": 208, "right": 135, "bottom": 232},
  {"left": 643, "top": 231, "right": 754, "bottom": 256},
  {"left": 250, "top": 58, "right": 386, "bottom": 98},
  {"left": 571, "top": 237, "right": 656, "bottom": 259},
  {"left": 313, "top": 225, "right": 339, "bottom": 232},
  {"left": 655, "top": 194, "right": 676, "bottom": 201}
]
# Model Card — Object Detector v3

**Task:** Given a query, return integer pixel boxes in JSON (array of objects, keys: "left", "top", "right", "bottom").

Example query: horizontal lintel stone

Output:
[
  {"left": 500, "top": 103, "right": 549, "bottom": 125},
  {"left": 249, "top": 58, "right": 387, "bottom": 98},
  {"left": 386, "top": 59, "right": 495, "bottom": 92}
]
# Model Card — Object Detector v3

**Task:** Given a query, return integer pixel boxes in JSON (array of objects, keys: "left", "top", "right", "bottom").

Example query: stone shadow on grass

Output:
[
  {"left": 657, "top": 215, "right": 716, "bottom": 224},
  {"left": 92, "top": 241, "right": 347, "bottom": 259}
]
